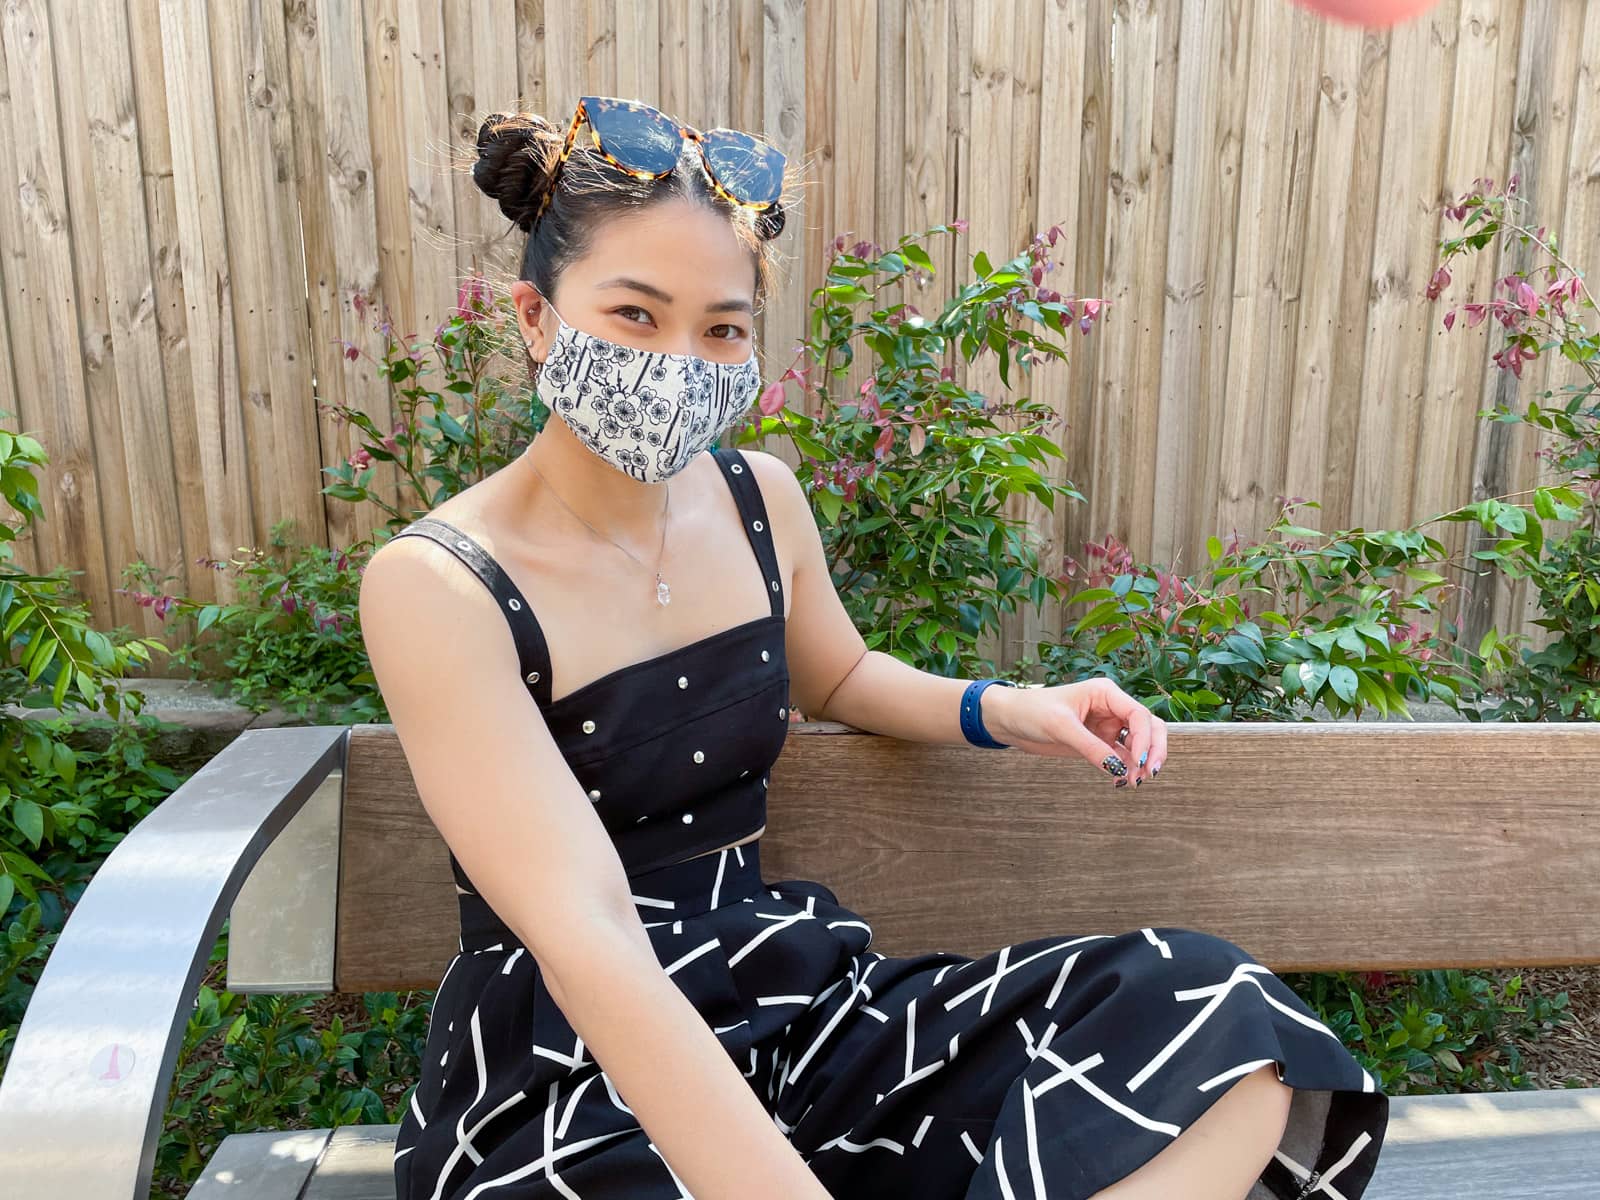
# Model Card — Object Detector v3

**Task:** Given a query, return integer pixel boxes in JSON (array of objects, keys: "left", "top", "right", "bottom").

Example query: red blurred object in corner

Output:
[{"left": 1288, "top": 0, "right": 1441, "bottom": 27}]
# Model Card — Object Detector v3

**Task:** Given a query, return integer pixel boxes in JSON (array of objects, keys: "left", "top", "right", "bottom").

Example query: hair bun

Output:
[
  {"left": 756, "top": 201, "right": 786, "bottom": 241},
  {"left": 473, "top": 112, "right": 559, "bottom": 231}
]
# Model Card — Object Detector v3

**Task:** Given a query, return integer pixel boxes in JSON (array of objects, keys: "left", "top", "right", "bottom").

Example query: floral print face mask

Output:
[{"left": 532, "top": 301, "right": 762, "bottom": 483}]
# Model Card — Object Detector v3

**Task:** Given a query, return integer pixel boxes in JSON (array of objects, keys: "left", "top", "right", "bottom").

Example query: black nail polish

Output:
[
  {"left": 1102, "top": 754, "right": 1127, "bottom": 778},
  {"left": 1115, "top": 778, "right": 1129, "bottom": 788}
]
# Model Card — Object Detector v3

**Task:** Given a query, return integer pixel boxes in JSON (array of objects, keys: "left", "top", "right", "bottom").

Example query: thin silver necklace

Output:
[{"left": 527, "top": 459, "right": 673, "bottom": 607}]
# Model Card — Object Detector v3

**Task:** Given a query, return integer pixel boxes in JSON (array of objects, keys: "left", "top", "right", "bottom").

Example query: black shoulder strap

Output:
[
  {"left": 389, "top": 516, "right": 554, "bottom": 706},
  {"left": 710, "top": 447, "right": 784, "bottom": 618}
]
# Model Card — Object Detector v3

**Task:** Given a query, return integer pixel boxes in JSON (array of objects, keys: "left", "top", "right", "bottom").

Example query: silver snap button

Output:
[
  {"left": 731, "top": 463, "right": 743, "bottom": 474},
  {"left": 455, "top": 539, "right": 472, "bottom": 551},
  {"left": 681, "top": 812, "right": 694, "bottom": 824},
  {"left": 526, "top": 670, "right": 541, "bottom": 684},
  {"left": 508, "top": 598, "right": 522, "bottom": 611},
  {"left": 761, "top": 650, "right": 770, "bottom": 662},
  {"left": 753, "top": 520, "right": 763, "bottom": 531},
  {"left": 582, "top": 719, "right": 596, "bottom": 734},
  {"left": 740, "top": 768, "right": 749, "bottom": 776},
  {"left": 778, "top": 707, "right": 787, "bottom": 719},
  {"left": 677, "top": 675, "right": 688, "bottom": 688},
  {"left": 770, "top": 580, "right": 779, "bottom": 591},
  {"left": 588, "top": 789, "right": 601, "bottom": 801},
  {"left": 762, "top": 776, "right": 768, "bottom": 788},
  {"left": 693, "top": 749, "right": 705, "bottom": 763}
]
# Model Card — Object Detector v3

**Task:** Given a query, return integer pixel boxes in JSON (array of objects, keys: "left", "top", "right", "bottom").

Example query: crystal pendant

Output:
[{"left": 656, "top": 576, "right": 671, "bottom": 606}]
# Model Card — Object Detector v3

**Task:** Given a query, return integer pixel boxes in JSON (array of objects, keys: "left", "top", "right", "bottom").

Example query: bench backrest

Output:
[{"left": 230, "top": 721, "right": 1600, "bottom": 993}]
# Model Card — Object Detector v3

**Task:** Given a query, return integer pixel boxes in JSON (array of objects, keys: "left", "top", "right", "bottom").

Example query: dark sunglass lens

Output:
[
  {"left": 586, "top": 98, "right": 681, "bottom": 174},
  {"left": 701, "top": 130, "right": 785, "bottom": 206}
]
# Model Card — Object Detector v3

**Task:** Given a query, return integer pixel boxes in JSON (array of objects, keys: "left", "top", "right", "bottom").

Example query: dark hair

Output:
[{"left": 471, "top": 110, "right": 797, "bottom": 322}]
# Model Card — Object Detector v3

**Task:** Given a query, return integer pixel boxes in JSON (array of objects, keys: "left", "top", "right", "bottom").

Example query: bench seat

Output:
[{"left": 188, "top": 1087, "right": 1600, "bottom": 1199}]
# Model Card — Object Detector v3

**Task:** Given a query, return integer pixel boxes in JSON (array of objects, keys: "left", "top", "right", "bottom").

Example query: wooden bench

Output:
[{"left": 1, "top": 720, "right": 1597, "bottom": 1197}]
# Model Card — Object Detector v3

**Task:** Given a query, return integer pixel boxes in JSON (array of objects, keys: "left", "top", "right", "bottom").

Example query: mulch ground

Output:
[{"left": 1503, "top": 964, "right": 1600, "bottom": 1089}]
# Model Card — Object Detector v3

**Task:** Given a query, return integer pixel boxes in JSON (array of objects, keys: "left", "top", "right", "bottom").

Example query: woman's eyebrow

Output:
[{"left": 594, "top": 276, "right": 752, "bottom": 316}]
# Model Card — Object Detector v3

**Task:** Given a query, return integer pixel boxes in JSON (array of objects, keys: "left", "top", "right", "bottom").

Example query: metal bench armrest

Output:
[{"left": 0, "top": 726, "right": 348, "bottom": 1200}]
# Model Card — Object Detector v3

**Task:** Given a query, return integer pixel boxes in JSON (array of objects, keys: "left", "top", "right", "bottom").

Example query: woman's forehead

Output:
[{"left": 569, "top": 200, "right": 756, "bottom": 305}]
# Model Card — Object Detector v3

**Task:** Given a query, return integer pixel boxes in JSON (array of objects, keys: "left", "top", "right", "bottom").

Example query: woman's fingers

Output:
[{"left": 1085, "top": 678, "right": 1161, "bottom": 786}]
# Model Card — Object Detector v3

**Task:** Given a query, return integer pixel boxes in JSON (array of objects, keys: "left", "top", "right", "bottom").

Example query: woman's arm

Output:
[
  {"left": 361, "top": 540, "right": 831, "bottom": 1200},
  {"left": 748, "top": 449, "right": 1017, "bottom": 744}
]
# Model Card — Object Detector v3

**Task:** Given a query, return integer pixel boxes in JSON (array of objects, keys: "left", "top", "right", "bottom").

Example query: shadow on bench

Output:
[{"left": 1, "top": 721, "right": 1596, "bottom": 1197}]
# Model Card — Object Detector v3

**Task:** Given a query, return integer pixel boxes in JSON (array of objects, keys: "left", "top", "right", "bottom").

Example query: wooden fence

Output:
[{"left": 0, "top": 0, "right": 1593, "bottom": 674}]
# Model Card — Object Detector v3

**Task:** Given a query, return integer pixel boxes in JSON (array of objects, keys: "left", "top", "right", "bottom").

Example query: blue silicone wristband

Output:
[{"left": 960, "top": 678, "right": 1017, "bottom": 749}]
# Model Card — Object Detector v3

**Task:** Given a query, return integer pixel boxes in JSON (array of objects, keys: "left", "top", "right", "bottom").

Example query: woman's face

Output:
[{"left": 513, "top": 196, "right": 758, "bottom": 369}]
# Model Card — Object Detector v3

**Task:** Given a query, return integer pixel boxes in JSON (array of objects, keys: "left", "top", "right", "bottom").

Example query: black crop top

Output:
[{"left": 390, "top": 445, "right": 790, "bottom": 883}]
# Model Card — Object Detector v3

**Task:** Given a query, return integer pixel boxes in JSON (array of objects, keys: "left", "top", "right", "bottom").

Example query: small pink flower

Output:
[
  {"left": 349, "top": 446, "right": 372, "bottom": 470},
  {"left": 951, "top": 218, "right": 969, "bottom": 235}
]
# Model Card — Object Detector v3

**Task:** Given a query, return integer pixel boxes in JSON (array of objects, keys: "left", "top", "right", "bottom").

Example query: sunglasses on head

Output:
[{"left": 532, "top": 96, "right": 786, "bottom": 230}]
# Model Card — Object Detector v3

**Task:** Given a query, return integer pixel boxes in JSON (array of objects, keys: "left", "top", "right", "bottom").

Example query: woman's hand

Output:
[{"left": 983, "top": 677, "right": 1166, "bottom": 787}]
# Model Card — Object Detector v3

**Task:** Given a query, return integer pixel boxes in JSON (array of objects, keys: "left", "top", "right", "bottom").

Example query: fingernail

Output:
[
  {"left": 1138, "top": 750, "right": 1148, "bottom": 767},
  {"left": 1115, "top": 778, "right": 1129, "bottom": 788},
  {"left": 1102, "top": 754, "right": 1127, "bottom": 778},
  {"left": 1153, "top": 763, "right": 1161, "bottom": 775},
  {"left": 1134, "top": 776, "right": 1143, "bottom": 787}
]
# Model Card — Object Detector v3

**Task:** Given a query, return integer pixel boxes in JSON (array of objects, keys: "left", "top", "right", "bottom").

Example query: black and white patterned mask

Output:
[{"left": 534, "top": 302, "right": 762, "bottom": 482}]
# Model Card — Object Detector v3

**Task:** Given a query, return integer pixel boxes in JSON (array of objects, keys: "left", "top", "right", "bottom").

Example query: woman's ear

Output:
[{"left": 509, "top": 280, "right": 552, "bottom": 364}]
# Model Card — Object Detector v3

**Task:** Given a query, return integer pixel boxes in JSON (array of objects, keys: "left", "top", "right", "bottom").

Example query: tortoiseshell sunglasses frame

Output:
[{"left": 530, "top": 96, "right": 785, "bottom": 230}]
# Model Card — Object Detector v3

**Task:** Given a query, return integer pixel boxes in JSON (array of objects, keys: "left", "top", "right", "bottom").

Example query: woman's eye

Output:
[
  {"left": 615, "top": 305, "right": 653, "bottom": 325},
  {"left": 711, "top": 324, "right": 746, "bottom": 341}
]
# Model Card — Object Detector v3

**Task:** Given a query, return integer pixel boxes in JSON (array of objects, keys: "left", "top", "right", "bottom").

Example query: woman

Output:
[{"left": 362, "top": 98, "right": 1389, "bottom": 1200}]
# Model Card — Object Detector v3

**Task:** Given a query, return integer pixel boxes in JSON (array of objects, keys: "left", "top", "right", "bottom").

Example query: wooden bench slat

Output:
[
  {"left": 1368, "top": 1087, "right": 1600, "bottom": 1198},
  {"left": 198, "top": 1088, "right": 1600, "bottom": 1199},
  {"left": 335, "top": 722, "right": 1600, "bottom": 988},
  {"left": 188, "top": 1128, "right": 330, "bottom": 1199}
]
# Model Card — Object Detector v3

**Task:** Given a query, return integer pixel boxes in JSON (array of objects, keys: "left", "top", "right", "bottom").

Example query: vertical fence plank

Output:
[
  {"left": 1461, "top": 0, "right": 1580, "bottom": 655},
  {"left": 541, "top": 0, "right": 583, "bottom": 129},
  {"left": 157, "top": 0, "right": 252, "bottom": 588},
  {"left": 514, "top": 0, "right": 547, "bottom": 118},
  {"left": 1005, "top": 0, "right": 1055, "bottom": 667},
  {"left": 366, "top": 0, "right": 419, "bottom": 337},
  {"left": 1502, "top": 1, "right": 1586, "bottom": 657},
  {"left": 1028, "top": 0, "right": 1089, "bottom": 655},
  {"left": 799, "top": 0, "right": 834, "bottom": 426},
  {"left": 444, "top": 0, "right": 520, "bottom": 286},
  {"left": 1084, "top": 0, "right": 1176, "bottom": 609},
  {"left": 44, "top": 3, "right": 128, "bottom": 622},
  {"left": 7, "top": 0, "right": 116, "bottom": 619},
  {"left": 615, "top": 0, "right": 658, "bottom": 101},
  {"left": 310, "top": 0, "right": 388, "bottom": 543},
  {"left": 1351, "top": 6, "right": 1459, "bottom": 542},
  {"left": 1420, "top": 0, "right": 1521, "bottom": 649},
  {"left": 76, "top": 0, "right": 186, "bottom": 629},
  {"left": 398, "top": 0, "right": 461, "bottom": 339},
  {"left": 757, "top": 0, "right": 807, "bottom": 462},
  {"left": 124, "top": 0, "right": 209, "bottom": 604},
  {"left": 1216, "top": 2, "right": 1322, "bottom": 545},
  {"left": 0, "top": 5, "right": 36, "bottom": 576}
]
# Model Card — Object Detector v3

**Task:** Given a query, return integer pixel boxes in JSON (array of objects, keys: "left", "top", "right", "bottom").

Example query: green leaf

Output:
[{"left": 11, "top": 797, "right": 44, "bottom": 847}]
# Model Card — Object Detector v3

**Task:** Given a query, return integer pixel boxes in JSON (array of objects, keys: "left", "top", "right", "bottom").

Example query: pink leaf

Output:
[{"left": 758, "top": 381, "right": 787, "bottom": 416}]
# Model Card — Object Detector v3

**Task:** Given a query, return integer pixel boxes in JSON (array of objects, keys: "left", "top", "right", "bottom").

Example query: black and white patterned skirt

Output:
[{"left": 393, "top": 838, "right": 1388, "bottom": 1198}]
